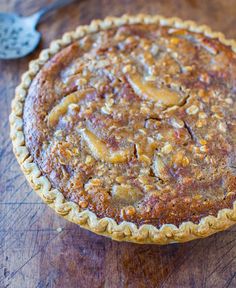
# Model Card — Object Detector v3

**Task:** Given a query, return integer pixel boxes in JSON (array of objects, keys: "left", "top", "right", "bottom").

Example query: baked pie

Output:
[{"left": 10, "top": 15, "right": 236, "bottom": 244}]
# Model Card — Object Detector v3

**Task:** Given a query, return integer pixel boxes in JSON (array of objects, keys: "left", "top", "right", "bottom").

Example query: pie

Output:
[{"left": 10, "top": 15, "right": 236, "bottom": 244}]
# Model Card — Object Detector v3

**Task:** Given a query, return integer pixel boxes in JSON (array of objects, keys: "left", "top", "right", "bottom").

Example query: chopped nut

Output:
[
  {"left": 85, "top": 155, "right": 94, "bottom": 165},
  {"left": 94, "top": 80, "right": 104, "bottom": 91},
  {"left": 42, "top": 142, "right": 48, "bottom": 150},
  {"left": 126, "top": 36, "right": 136, "bottom": 44},
  {"left": 147, "top": 137, "right": 155, "bottom": 143},
  {"left": 138, "top": 129, "right": 147, "bottom": 135},
  {"left": 139, "top": 154, "right": 151, "bottom": 165},
  {"left": 198, "top": 112, "right": 207, "bottom": 119},
  {"left": 171, "top": 118, "right": 184, "bottom": 129},
  {"left": 200, "top": 145, "right": 208, "bottom": 153},
  {"left": 204, "top": 156, "right": 210, "bottom": 164},
  {"left": 83, "top": 107, "right": 93, "bottom": 117},
  {"left": 101, "top": 106, "right": 111, "bottom": 115},
  {"left": 196, "top": 119, "right": 207, "bottom": 128},
  {"left": 194, "top": 194, "right": 203, "bottom": 201},
  {"left": 214, "top": 113, "right": 224, "bottom": 120},
  {"left": 193, "top": 146, "right": 200, "bottom": 154},
  {"left": 199, "top": 73, "right": 210, "bottom": 84},
  {"left": 183, "top": 196, "right": 191, "bottom": 203},
  {"left": 173, "top": 151, "right": 189, "bottom": 167},
  {"left": 148, "top": 65, "right": 158, "bottom": 76},
  {"left": 95, "top": 59, "right": 110, "bottom": 68},
  {"left": 122, "top": 64, "right": 132, "bottom": 73},
  {"left": 82, "top": 69, "right": 89, "bottom": 77},
  {"left": 140, "top": 105, "right": 151, "bottom": 114},
  {"left": 125, "top": 205, "right": 136, "bottom": 216},
  {"left": 196, "top": 153, "right": 205, "bottom": 159},
  {"left": 182, "top": 156, "right": 189, "bottom": 167},
  {"left": 90, "top": 178, "right": 102, "bottom": 186},
  {"left": 211, "top": 105, "right": 219, "bottom": 113},
  {"left": 155, "top": 133, "right": 163, "bottom": 140},
  {"left": 186, "top": 105, "right": 199, "bottom": 115},
  {"left": 144, "top": 44, "right": 152, "bottom": 51},
  {"left": 76, "top": 78, "right": 87, "bottom": 86},
  {"left": 198, "top": 89, "right": 207, "bottom": 98},
  {"left": 150, "top": 44, "right": 159, "bottom": 56},
  {"left": 115, "top": 176, "right": 126, "bottom": 183},
  {"left": 68, "top": 103, "right": 80, "bottom": 111},
  {"left": 202, "top": 97, "right": 209, "bottom": 103},
  {"left": 161, "top": 143, "right": 173, "bottom": 154},
  {"left": 79, "top": 200, "right": 88, "bottom": 208},
  {"left": 144, "top": 185, "right": 155, "bottom": 191},
  {"left": 54, "top": 129, "right": 63, "bottom": 137},
  {"left": 63, "top": 115, "right": 73, "bottom": 123},
  {"left": 145, "top": 75, "right": 156, "bottom": 82},
  {"left": 199, "top": 139, "right": 207, "bottom": 145},
  {"left": 205, "top": 134, "right": 213, "bottom": 140},
  {"left": 218, "top": 122, "right": 227, "bottom": 132},
  {"left": 173, "top": 151, "right": 184, "bottom": 165},
  {"left": 170, "top": 37, "right": 180, "bottom": 45},
  {"left": 225, "top": 98, "right": 233, "bottom": 104},
  {"left": 138, "top": 175, "right": 149, "bottom": 185},
  {"left": 193, "top": 146, "right": 200, "bottom": 152},
  {"left": 106, "top": 98, "right": 114, "bottom": 107},
  {"left": 182, "top": 66, "right": 193, "bottom": 73},
  {"left": 171, "top": 52, "right": 178, "bottom": 59}
]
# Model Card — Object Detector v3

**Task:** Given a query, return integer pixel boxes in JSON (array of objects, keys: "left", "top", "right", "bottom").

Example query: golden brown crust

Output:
[{"left": 10, "top": 14, "right": 236, "bottom": 244}]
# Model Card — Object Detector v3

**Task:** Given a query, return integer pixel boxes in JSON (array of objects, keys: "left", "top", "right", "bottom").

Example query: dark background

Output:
[{"left": 0, "top": 0, "right": 236, "bottom": 287}]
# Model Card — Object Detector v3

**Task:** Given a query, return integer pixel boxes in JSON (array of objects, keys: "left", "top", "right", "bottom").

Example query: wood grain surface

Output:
[{"left": 0, "top": 0, "right": 236, "bottom": 287}]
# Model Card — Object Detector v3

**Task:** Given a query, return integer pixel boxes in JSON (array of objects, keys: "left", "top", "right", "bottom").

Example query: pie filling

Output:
[{"left": 23, "top": 23, "right": 236, "bottom": 227}]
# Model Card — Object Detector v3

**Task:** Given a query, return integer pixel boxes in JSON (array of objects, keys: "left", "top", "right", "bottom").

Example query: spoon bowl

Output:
[
  {"left": 0, "top": 0, "right": 74, "bottom": 60},
  {"left": 0, "top": 13, "right": 41, "bottom": 59}
]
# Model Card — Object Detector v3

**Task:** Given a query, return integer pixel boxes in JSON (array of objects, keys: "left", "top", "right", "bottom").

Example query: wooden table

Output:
[{"left": 0, "top": 0, "right": 236, "bottom": 287}]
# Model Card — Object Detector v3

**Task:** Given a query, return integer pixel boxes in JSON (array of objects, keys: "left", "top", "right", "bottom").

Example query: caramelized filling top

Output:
[{"left": 24, "top": 23, "right": 236, "bottom": 227}]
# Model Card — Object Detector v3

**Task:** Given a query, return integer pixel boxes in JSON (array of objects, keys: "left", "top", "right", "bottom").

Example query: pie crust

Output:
[{"left": 10, "top": 14, "right": 236, "bottom": 244}]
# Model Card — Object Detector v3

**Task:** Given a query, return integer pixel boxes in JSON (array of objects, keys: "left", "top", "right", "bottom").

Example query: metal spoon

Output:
[{"left": 0, "top": 0, "right": 74, "bottom": 60}]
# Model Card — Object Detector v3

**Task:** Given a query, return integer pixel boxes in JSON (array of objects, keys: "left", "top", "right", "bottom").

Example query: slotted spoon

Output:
[{"left": 0, "top": 0, "right": 74, "bottom": 60}]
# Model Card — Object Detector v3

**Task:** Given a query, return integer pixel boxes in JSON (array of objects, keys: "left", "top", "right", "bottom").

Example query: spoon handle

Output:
[{"left": 29, "top": 0, "right": 75, "bottom": 26}]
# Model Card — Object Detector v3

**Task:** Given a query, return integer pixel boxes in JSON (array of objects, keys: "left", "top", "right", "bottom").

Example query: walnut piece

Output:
[{"left": 152, "top": 154, "right": 169, "bottom": 181}]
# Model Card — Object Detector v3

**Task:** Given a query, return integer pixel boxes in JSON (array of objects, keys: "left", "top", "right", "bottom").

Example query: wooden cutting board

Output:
[{"left": 0, "top": 0, "right": 236, "bottom": 287}]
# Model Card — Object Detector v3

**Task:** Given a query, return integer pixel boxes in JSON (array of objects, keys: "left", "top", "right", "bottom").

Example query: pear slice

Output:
[
  {"left": 48, "top": 89, "right": 94, "bottom": 127},
  {"left": 128, "top": 74, "right": 181, "bottom": 106},
  {"left": 112, "top": 184, "right": 142, "bottom": 203},
  {"left": 81, "top": 129, "right": 130, "bottom": 163}
]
